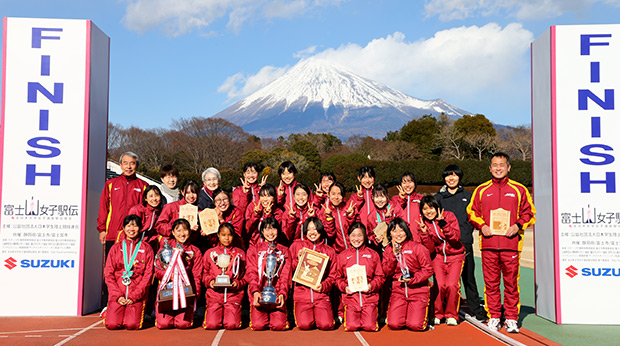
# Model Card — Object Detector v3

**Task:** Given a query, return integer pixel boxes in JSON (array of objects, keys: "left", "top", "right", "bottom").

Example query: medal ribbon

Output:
[{"left": 158, "top": 248, "right": 191, "bottom": 310}]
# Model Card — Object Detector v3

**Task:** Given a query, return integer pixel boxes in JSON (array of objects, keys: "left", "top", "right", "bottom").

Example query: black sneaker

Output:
[{"left": 475, "top": 311, "right": 488, "bottom": 322}]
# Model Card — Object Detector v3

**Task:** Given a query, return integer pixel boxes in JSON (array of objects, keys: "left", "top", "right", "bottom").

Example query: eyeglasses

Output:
[{"left": 214, "top": 198, "right": 229, "bottom": 204}]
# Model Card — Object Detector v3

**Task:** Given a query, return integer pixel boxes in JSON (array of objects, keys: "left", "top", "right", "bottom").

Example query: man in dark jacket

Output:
[{"left": 435, "top": 165, "right": 486, "bottom": 322}]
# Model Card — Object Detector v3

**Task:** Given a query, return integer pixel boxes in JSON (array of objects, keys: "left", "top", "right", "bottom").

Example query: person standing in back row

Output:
[
  {"left": 467, "top": 153, "right": 535, "bottom": 334},
  {"left": 435, "top": 165, "right": 486, "bottom": 322}
]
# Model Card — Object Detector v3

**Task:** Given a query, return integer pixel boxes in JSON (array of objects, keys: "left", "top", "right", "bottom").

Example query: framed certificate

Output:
[
  {"left": 347, "top": 264, "right": 368, "bottom": 292},
  {"left": 179, "top": 204, "right": 198, "bottom": 229},
  {"left": 199, "top": 208, "right": 219, "bottom": 235},
  {"left": 292, "top": 248, "right": 330, "bottom": 290},
  {"left": 490, "top": 208, "right": 511, "bottom": 235}
]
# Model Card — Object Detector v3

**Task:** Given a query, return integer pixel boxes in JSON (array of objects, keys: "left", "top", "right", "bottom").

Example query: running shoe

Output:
[
  {"left": 487, "top": 318, "right": 501, "bottom": 331},
  {"left": 505, "top": 319, "right": 519, "bottom": 333}
]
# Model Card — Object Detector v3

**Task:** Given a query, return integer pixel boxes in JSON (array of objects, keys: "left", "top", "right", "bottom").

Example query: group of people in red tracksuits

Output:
[{"left": 98, "top": 151, "right": 535, "bottom": 334}]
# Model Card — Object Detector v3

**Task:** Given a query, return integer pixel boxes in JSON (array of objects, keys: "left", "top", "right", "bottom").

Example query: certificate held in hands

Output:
[
  {"left": 292, "top": 248, "right": 329, "bottom": 290},
  {"left": 347, "top": 264, "right": 368, "bottom": 292},
  {"left": 179, "top": 204, "right": 198, "bottom": 228},
  {"left": 199, "top": 208, "right": 219, "bottom": 235},
  {"left": 490, "top": 208, "right": 510, "bottom": 235}
]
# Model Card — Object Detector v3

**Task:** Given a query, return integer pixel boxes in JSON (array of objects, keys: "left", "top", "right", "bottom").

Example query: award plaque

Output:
[
  {"left": 373, "top": 222, "right": 389, "bottom": 247},
  {"left": 490, "top": 208, "right": 511, "bottom": 235},
  {"left": 347, "top": 264, "right": 369, "bottom": 292},
  {"left": 292, "top": 248, "right": 329, "bottom": 290},
  {"left": 199, "top": 208, "right": 219, "bottom": 235},
  {"left": 158, "top": 281, "right": 195, "bottom": 312},
  {"left": 179, "top": 204, "right": 198, "bottom": 228}
]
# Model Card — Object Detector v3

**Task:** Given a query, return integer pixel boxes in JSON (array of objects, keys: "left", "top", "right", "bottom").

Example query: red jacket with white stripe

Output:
[
  {"left": 424, "top": 211, "right": 464, "bottom": 261},
  {"left": 289, "top": 239, "right": 337, "bottom": 303},
  {"left": 335, "top": 245, "right": 385, "bottom": 306}
]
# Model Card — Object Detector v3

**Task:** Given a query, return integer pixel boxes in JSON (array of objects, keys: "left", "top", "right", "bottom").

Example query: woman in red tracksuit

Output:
[
  {"left": 125, "top": 185, "right": 163, "bottom": 252},
  {"left": 104, "top": 215, "right": 154, "bottom": 330},
  {"left": 246, "top": 217, "right": 292, "bottom": 331},
  {"left": 203, "top": 223, "right": 246, "bottom": 330},
  {"left": 155, "top": 180, "right": 200, "bottom": 238},
  {"left": 245, "top": 184, "right": 284, "bottom": 247},
  {"left": 319, "top": 182, "right": 358, "bottom": 253},
  {"left": 289, "top": 217, "right": 337, "bottom": 330},
  {"left": 390, "top": 172, "right": 424, "bottom": 229},
  {"left": 383, "top": 217, "right": 433, "bottom": 331},
  {"left": 348, "top": 166, "right": 375, "bottom": 228},
  {"left": 364, "top": 185, "right": 401, "bottom": 249},
  {"left": 232, "top": 162, "right": 265, "bottom": 212},
  {"left": 281, "top": 184, "right": 317, "bottom": 244},
  {"left": 276, "top": 161, "right": 301, "bottom": 210},
  {"left": 154, "top": 219, "right": 203, "bottom": 329},
  {"left": 212, "top": 188, "right": 246, "bottom": 249},
  {"left": 417, "top": 195, "right": 465, "bottom": 326},
  {"left": 312, "top": 172, "right": 335, "bottom": 207},
  {"left": 336, "top": 222, "right": 385, "bottom": 332}
]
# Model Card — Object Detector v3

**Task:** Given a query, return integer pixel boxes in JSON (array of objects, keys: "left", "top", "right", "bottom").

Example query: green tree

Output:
[
  {"left": 399, "top": 114, "right": 441, "bottom": 158},
  {"left": 454, "top": 114, "right": 496, "bottom": 137},
  {"left": 291, "top": 140, "right": 321, "bottom": 168}
]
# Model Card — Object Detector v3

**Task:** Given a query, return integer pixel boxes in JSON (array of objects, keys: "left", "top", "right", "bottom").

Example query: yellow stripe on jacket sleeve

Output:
[{"left": 467, "top": 181, "right": 492, "bottom": 229}]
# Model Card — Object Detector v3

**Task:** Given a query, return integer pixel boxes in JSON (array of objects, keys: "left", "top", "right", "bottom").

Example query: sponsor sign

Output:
[
  {"left": 533, "top": 25, "right": 620, "bottom": 324},
  {"left": 0, "top": 17, "right": 109, "bottom": 316}
]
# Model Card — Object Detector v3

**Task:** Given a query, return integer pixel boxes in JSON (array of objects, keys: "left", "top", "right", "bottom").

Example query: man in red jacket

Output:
[
  {"left": 467, "top": 152, "right": 535, "bottom": 333},
  {"left": 97, "top": 152, "right": 148, "bottom": 311}
]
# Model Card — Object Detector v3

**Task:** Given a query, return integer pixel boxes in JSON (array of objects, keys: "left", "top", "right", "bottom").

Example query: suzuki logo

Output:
[
  {"left": 566, "top": 265, "right": 579, "bottom": 278},
  {"left": 4, "top": 257, "right": 17, "bottom": 270}
]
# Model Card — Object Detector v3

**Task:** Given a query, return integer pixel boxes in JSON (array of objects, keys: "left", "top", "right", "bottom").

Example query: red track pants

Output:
[
  {"left": 104, "top": 300, "right": 146, "bottom": 330},
  {"left": 386, "top": 287, "right": 430, "bottom": 331},
  {"left": 203, "top": 297, "right": 243, "bottom": 330},
  {"left": 432, "top": 253, "right": 465, "bottom": 319},
  {"left": 294, "top": 300, "right": 335, "bottom": 330},
  {"left": 481, "top": 250, "right": 521, "bottom": 320}
]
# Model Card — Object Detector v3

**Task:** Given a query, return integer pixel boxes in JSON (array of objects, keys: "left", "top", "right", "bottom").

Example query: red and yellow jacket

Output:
[{"left": 467, "top": 177, "right": 536, "bottom": 252}]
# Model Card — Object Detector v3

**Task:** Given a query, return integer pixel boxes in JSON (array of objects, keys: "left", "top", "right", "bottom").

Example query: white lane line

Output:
[
  {"left": 0, "top": 326, "right": 103, "bottom": 335},
  {"left": 25, "top": 335, "right": 42, "bottom": 337},
  {"left": 354, "top": 331, "right": 371, "bottom": 346},
  {"left": 210, "top": 329, "right": 225, "bottom": 346},
  {"left": 53, "top": 320, "right": 103, "bottom": 346}
]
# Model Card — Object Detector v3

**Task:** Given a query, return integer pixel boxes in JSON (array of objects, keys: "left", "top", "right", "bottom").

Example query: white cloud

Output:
[
  {"left": 294, "top": 45, "right": 318, "bottom": 58},
  {"left": 424, "top": 0, "right": 601, "bottom": 21},
  {"left": 123, "top": 0, "right": 343, "bottom": 36},
  {"left": 218, "top": 65, "right": 290, "bottom": 101},
  {"left": 220, "top": 23, "right": 534, "bottom": 101}
]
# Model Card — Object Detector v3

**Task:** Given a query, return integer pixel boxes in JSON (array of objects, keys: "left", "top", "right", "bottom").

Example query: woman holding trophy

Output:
[
  {"left": 289, "top": 217, "right": 337, "bottom": 330},
  {"left": 335, "top": 222, "right": 385, "bottom": 332},
  {"left": 245, "top": 217, "right": 292, "bottom": 331},
  {"left": 417, "top": 195, "right": 465, "bottom": 326},
  {"left": 382, "top": 218, "right": 433, "bottom": 331},
  {"left": 103, "top": 215, "right": 154, "bottom": 330},
  {"left": 154, "top": 219, "right": 203, "bottom": 329},
  {"left": 202, "top": 223, "right": 247, "bottom": 330}
]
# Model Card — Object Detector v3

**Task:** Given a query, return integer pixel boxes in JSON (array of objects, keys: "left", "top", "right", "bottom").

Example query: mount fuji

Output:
[{"left": 215, "top": 58, "right": 472, "bottom": 139}]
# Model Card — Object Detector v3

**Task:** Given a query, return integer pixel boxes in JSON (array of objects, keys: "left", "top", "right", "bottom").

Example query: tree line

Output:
[{"left": 108, "top": 113, "right": 532, "bottom": 189}]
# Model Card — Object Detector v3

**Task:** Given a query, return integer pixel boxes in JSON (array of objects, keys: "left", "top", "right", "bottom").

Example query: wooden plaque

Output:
[
  {"left": 346, "top": 264, "right": 368, "bottom": 292},
  {"left": 179, "top": 204, "right": 198, "bottom": 228},
  {"left": 490, "top": 208, "right": 511, "bottom": 235},
  {"left": 373, "top": 222, "right": 389, "bottom": 247},
  {"left": 199, "top": 208, "right": 219, "bottom": 235},
  {"left": 292, "top": 248, "right": 329, "bottom": 290}
]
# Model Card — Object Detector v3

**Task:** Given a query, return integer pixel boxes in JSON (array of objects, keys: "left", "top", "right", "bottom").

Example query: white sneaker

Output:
[
  {"left": 446, "top": 317, "right": 458, "bottom": 326},
  {"left": 487, "top": 318, "right": 501, "bottom": 331},
  {"left": 99, "top": 306, "right": 107, "bottom": 319},
  {"left": 433, "top": 317, "right": 441, "bottom": 325},
  {"left": 505, "top": 319, "right": 519, "bottom": 333}
]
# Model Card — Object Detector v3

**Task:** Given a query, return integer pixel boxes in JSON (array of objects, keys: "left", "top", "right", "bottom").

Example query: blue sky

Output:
[{"left": 2, "top": 0, "right": 620, "bottom": 133}]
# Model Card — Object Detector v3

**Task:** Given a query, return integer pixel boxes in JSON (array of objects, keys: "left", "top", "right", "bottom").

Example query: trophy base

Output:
[
  {"left": 260, "top": 287, "right": 278, "bottom": 306},
  {"left": 213, "top": 275, "right": 232, "bottom": 288},
  {"left": 157, "top": 283, "right": 195, "bottom": 312}
]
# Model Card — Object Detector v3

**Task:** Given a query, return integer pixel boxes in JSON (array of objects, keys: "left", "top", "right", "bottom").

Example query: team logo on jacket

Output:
[{"left": 505, "top": 193, "right": 516, "bottom": 198}]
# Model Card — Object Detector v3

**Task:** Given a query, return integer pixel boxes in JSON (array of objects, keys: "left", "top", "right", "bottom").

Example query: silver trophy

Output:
[
  {"left": 394, "top": 243, "right": 411, "bottom": 280},
  {"left": 260, "top": 252, "right": 279, "bottom": 306},
  {"left": 155, "top": 239, "right": 182, "bottom": 271},
  {"left": 213, "top": 253, "right": 232, "bottom": 287}
]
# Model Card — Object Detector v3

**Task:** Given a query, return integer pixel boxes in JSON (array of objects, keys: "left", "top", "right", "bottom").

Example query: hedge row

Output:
[{"left": 143, "top": 157, "right": 531, "bottom": 192}]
